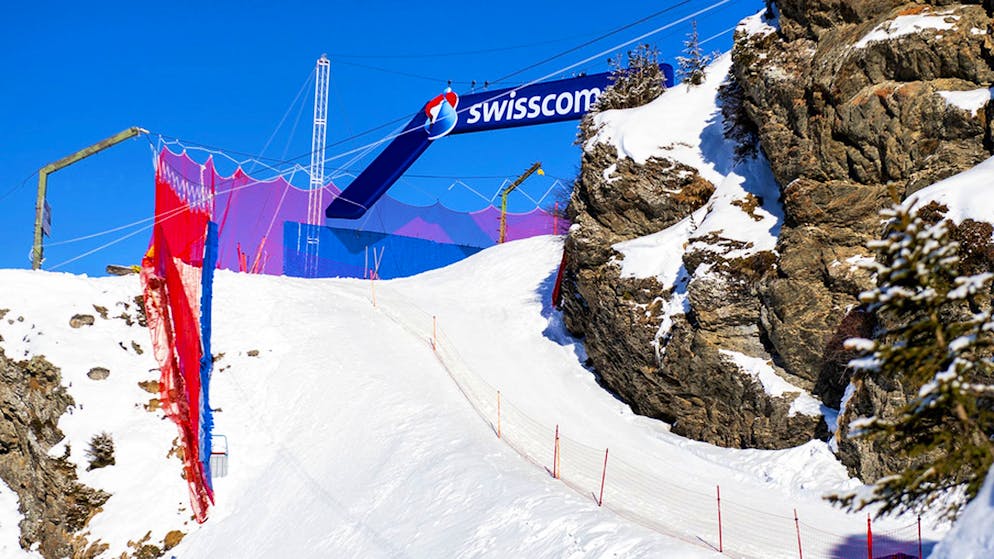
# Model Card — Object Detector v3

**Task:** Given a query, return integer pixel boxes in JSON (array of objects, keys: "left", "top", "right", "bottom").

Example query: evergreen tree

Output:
[
  {"left": 594, "top": 43, "right": 667, "bottom": 112},
  {"left": 578, "top": 43, "right": 666, "bottom": 142},
  {"left": 677, "top": 20, "right": 710, "bottom": 86},
  {"left": 833, "top": 202, "right": 994, "bottom": 521}
]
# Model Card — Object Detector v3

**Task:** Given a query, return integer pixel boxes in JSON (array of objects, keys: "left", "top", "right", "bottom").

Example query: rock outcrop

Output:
[
  {"left": 735, "top": 0, "right": 994, "bottom": 477},
  {"left": 562, "top": 0, "right": 994, "bottom": 476},
  {"left": 0, "top": 348, "right": 109, "bottom": 558},
  {"left": 563, "top": 108, "right": 824, "bottom": 448}
]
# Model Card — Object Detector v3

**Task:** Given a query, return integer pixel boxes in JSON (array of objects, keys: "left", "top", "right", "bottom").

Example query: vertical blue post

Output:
[{"left": 199, "top": 221, "right": 219, "bottom": 491}]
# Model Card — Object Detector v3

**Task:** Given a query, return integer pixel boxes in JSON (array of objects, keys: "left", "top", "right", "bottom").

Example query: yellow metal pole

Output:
[
  {"left": 498, "top": 161, "right": 542, "bottom": 244},
  {"left": 32, "top": 127, "right": 146, "bottom": 269}
]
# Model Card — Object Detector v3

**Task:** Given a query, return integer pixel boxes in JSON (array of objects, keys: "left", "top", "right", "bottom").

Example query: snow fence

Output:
[{"left": 369, "top": 282, "right": 928, "bottom": 559}]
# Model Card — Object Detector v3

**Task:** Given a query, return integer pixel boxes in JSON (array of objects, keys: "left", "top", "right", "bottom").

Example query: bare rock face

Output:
[
  {"left": 563, "top": 127, "right": 824, "bottom": 448},
  {"left": 562, "top": 0, "right": 994, "bottom": 470},
  {"left": 733, "top": 0, "right": 994, "bottom": 478},
  {"left": 0, "top": 348, "right": 108, "bottom": 558},
  {"left": 562, "top": 144, "right": 715, "bottom": 425}
]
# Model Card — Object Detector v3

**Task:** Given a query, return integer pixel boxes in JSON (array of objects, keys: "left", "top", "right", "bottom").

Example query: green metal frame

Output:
[
  {"left": 32, "top": 127, "right": 146, "bottom": 269},
  {"left": 498, "top": 161, "right": 542, "bottom": 244}
]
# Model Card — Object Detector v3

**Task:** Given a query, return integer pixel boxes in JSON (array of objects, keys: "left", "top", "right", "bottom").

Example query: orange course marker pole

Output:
[
  {"left": 598, "top": 448, "right": 609, "bottom": 506},
  {"left": 717, "top": 485, "right": 723, "bottom": 553},
  {"left": 497, "top": 390, "right": 502, "bottom": 439},
  {"left": 794, "top": 508, "right": 803, "bottom": 559},
  {"left": 553, "top": 425, "right": 560, "bottom": 479}
]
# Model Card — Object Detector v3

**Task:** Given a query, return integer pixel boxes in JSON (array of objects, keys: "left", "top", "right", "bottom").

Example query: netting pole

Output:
[
  {"left": 553, "top": 201, "right": 559, "bottom": 235},
  {"left": 717, "top": 485, "right": 723, "bottom": 553},
  {"left": 598, "top": 448, "right": 609, "bottom": 506},
  {"left": 917, "top": 515, "right": 922, "bottom": 559},
  {"left": 553, "top": 424, "right": 560, "bottom": 479},
  {"left": 432, "top": 316, "right": 437, "bottom": 351},
  {"left": 497, "top": 390, "right": 502, "bottom": 439},
  {"left": 867, "top": 514, "right": 873, "bottom": 559},
  {"left": 371, "top": 272, "right": 376, "bottom": 307},
  {"left": 794, "top": 508, "right": 802, "bottom": 559}
]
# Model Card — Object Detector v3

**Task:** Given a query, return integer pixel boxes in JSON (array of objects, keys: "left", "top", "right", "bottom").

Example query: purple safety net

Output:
[{"left": 159, "top": 148, "right": 566, "bottom": 276}]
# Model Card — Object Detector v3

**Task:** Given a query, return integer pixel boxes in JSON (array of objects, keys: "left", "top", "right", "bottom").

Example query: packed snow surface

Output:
[
  {"left": 929, "top": 467, "right": 994, "bottom": 558},
  {"left": 0, "top": 236, "right": 946, "bottom": 558}
]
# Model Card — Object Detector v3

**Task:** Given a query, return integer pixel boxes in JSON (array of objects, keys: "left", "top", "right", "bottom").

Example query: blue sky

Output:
[{"left": 0, "top": 0, "right": 762, "bottom": 275}]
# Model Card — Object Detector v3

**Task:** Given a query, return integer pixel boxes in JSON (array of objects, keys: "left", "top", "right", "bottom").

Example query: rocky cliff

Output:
[
  {"left": 562, "top": 0, "right": 994, "bottom": 480},
  {"left": 0, "top": 345, "right": 109, "bottom": 558}
]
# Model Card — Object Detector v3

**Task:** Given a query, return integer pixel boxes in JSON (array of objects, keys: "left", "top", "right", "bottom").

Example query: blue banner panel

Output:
[
  {"left": 325, "top": 113, "right": 431, "bottom": 219},
  {"left": 452, "top": 63, "right": 674, "bottom": 135},
  {"left": 283, "top": 222, "right": 484, "bottom": 279},
  {"left": 324, "top": 63, "right": 674, "bottom": 220}
]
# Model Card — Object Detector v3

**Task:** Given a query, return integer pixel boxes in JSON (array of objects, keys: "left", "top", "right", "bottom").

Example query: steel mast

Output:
[{"left": 305, "top": 55, "right": 331, "bottom": 276}]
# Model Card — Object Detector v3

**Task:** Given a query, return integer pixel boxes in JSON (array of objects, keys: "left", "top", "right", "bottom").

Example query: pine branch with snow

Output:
[{"left": 831, "top": 202, "right": 994, "bottom": 521}]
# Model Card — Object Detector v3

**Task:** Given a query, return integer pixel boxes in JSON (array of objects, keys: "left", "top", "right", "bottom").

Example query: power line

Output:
[
  {"left": 325, "top": 35, "right": 586, "bottom": 60},
  {"left": 0, "top": 171, "right": 38, "bottom": 205},
  {"left": 309, "top": 0, "right": 739, "bottom": 173},
  {"left": 278, "top": 2, "right": 711, "bottom": 166},
  {"left": 153, "top": 0, "right": 739, "bottom": 197},
  {"left": 490, "top": 0, "right": 692, "bottom": 84},
  {"left": 153, "top": 1, "right": 737, "bottom": 201},
  {"left": 333, "top": 59, "right": 482, "bottom": 85}
]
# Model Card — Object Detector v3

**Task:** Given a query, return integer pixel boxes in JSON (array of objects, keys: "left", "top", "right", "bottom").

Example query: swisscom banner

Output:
[{"left": 451, "top": 64, "right": 674, "bottom": 135}]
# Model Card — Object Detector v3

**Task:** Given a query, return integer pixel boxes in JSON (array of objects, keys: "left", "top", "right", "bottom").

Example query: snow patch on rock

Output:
[
  {"left": 719, "top": 350, "right": 823, "bottom": 417},
  {"left": 854, "top": 12, "right": 959, "bottom": 48},
  {"left": 937, "top": 89, "right": 993, "bottom": 116}
]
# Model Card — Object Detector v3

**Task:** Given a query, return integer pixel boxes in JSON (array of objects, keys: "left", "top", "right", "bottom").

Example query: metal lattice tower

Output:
[{"left": 305, "top": 55, "right": 330, "bottom": 275}]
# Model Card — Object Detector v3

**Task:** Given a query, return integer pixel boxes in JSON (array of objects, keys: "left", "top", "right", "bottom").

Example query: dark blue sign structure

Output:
[{"left": 326, "top": 64, "right": 675, "bottom": 219}]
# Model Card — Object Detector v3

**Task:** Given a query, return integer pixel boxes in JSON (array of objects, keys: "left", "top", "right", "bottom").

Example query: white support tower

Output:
[{"left": 305, "top": 55, "right": 330, "bottom": 276}]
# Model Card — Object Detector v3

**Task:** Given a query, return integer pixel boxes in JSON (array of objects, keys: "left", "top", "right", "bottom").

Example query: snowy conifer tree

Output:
[
  {"left": 592, "top": 43, "right": 666, "bottom": 113},
  {"left": 834, "top": 202, "right": 994, "bottom": 521},
  {"left": 677, "top": 20, "right": 710, "bottom": 86}
]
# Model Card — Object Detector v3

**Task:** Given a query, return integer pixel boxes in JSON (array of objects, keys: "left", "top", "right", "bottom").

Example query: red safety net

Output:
[{"left": 141, "top": 150, "right": 214, "bottom": 522}]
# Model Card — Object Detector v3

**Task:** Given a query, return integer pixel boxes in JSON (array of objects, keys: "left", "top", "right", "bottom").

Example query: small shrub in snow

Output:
[{"left": 86, "top": 432, "right": 115, "bottom": 470}]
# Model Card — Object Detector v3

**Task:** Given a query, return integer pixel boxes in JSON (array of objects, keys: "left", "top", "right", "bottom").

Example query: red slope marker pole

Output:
[
  {"left": 917, "top": 515, "right": 922, "bottom": 559},
  {"left": 867, "top": 513, "right": 873, "bottom": 559},
  {"left": 717, "top": 485, "right": 723, "bottom": 553},
  {"left": 794, "top": 508, "right": 803, "bottom": 559},
  {"left": 553, "top": 201, "right": 559, "bottom": 235},
  {"left": 598, "top": 448, "right": 609, "bottom": 506}
]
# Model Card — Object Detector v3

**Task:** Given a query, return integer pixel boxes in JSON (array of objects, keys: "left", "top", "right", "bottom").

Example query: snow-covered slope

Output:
[
  {"left": 0, "top": 263, "right": 708, "bottom": 558},
  {"left": 912, "top": 155, "right": 994, "bottom": 224},
  {"left": 0, "top": 235, "right": 946, "bottom": 558},
  {"left": 929, "top": 467, "right": 994, "bottom": 559},
  {"left": 5, "top": 27, "right": 992, "bottom": 557}
]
